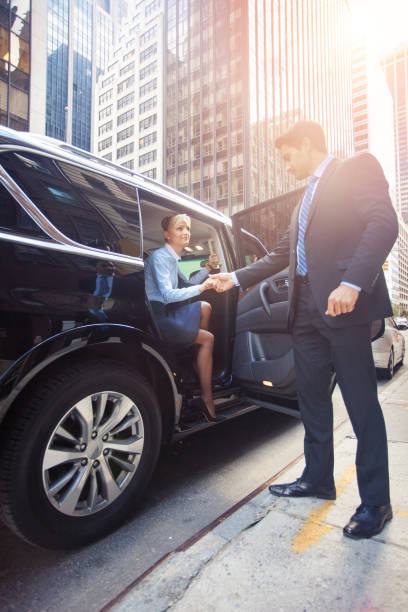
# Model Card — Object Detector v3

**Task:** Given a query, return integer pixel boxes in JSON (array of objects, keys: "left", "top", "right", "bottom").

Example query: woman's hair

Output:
[{"left": 161, "top": 213, "right": 191, "bottom": 232}]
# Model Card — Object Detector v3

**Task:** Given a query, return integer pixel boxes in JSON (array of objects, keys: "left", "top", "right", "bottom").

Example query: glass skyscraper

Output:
[
  {"left": 165, "top": 0, "right": 353, "bottom": 214},
  {"left": 46, "top": 0, "right": 123, "bottom": 151},
  {"left": 382, "top": 44, "right": 408, "bottom": 224},
  {"left": 0, "top": 0, "right": 31, "bottom": 131}
]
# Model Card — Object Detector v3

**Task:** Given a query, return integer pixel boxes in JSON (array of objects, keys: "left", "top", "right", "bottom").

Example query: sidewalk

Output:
[{"left": 108, "top": 365, "right": 408, "bottom": 612}]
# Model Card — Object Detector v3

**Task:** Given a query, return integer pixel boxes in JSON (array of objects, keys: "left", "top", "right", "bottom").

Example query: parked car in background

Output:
[
  {"left": 372, "top": 317, "right": 405, "bottom": 379},
  {"left": 395, "top": 316, "right": 408, "bottom": 330}
]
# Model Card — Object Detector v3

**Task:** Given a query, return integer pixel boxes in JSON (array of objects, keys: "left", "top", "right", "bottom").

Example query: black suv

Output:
[{"left": 0, "top": 127, "right": 304, "bottom": 549}]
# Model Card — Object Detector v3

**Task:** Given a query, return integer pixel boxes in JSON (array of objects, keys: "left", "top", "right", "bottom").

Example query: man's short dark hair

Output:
[{"left": 275, "top": 120, "right": 328, "bottom": 153}]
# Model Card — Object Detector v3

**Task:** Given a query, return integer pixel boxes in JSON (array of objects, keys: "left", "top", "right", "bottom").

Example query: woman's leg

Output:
[
  {"left": 195, "top": 328, "right": 216, "bottom": 418},
  {"left": 199, "top": 301, "right": 212, "bottom": 331}
]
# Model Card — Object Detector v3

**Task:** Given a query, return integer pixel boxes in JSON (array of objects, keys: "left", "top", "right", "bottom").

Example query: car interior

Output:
[{"left": 139, "top": 190, "right": 237, "bottom": 386}]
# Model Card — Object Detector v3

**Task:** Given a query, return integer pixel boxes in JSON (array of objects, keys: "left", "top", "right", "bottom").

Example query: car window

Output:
[
  {"left": 0, "top": 151, "right": 142, "bottom": 258},
  {"left": 139, "top": 188, "right": 226, "bottom": 273},
  {"left": 0, "top": 181, "right": 50, "bottom": 239},
  {"left": 232, "top": 187, "right": 302, "bottom": 268}
]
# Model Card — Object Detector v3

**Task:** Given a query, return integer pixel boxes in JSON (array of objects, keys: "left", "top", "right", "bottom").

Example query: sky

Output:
[{"left": 351, "top": 0, "right": 408, "bottom": 55}]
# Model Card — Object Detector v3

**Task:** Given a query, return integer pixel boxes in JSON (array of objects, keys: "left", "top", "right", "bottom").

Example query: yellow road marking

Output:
[
  {"left": 397, "top": 510, "right": 408, "bottom": 518},
  {"left": 292, "top": 464, "right": 356, "bottom": 554}
]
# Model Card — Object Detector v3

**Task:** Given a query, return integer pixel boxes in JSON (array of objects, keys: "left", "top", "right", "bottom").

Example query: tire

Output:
[
  {"left": 0, "top": 360, "right": 162, "bottom": 549},
  {"left": 384, "top": 348, "right": 394, "bottom": 380}
]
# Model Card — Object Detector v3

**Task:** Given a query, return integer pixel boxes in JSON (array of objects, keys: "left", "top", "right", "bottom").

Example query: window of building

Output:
[
  {"left": 0, "top": 151, "right": 141, "bottom": 258},
  {"left": 99, "top": 89, "right": 113, "bottom": 105},
  {"left": 140, "top": 60, "right": 157, "bottom": 80},
  {"left": 101, "top": 74, "right": 115, "bottom": 88},
  {"left": 102, "top": 152, "right": 112, "bottom": 161},
  {"left": 117, "top": 92, "right": 135, "bottom": 110},
  {"left": 117, "top": 75, "right": 135, "bottom": 93},
  {"left": 117, "top": 143, "right": 135, "bottom": 159},
  {"left": 98, "top": 121, "right": 113, "bottom": 136},
  {"left": 139, "top": 132, "right": 157, "bottom": 148},
  {"left": 139, "top": 96, "right": 157, "bottom": 114},
  {"left": 139, "top": 113, "right": 157, "bottom": 130},
  {"left": 139, "top": 150, "right": 157, "bottom": 166},
  {"left": 117, "top": 125, "right": 135, "bottom": 142},
  {"left": 140, "top": 42, "right": 157, "bottom": 63},
  {"left": 117, "top": 108, "right": 135, "bottom": 126},
  {"left": 119, "top": 61, "right": 135, "bottom": 77},
  {"left": 140, "top": 78, "right": 157, "bottom": 97},
  {"left": 145, "top": 0, "right": 162, "bottom": 18},
  {"left": 98, "top": 137, "right": 112, "bottom": 151},
  {"left": 140, "top": 25, "right": 157, "bottom": 47},
  {"left": 99, "top": 105, "right": 112, "bottom": 120},
  {"left": 141, "top": 168, "right": 157, "bottom": 179},
  {"left": 121, "top": 159, "right": 135, "bottom": 170},
  {"left": 123, "top": 49, "right": 135, "bottom": 62}
]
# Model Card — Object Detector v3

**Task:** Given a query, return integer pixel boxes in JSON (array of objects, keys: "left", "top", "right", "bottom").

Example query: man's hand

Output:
[
  {"left": 199, "top": 277, "right": 217, "bottom": 292},
  {"left": 326, "top": 284, "right": 360, "bottom": 317},
  {"left": 211, "top": 273, "right": 236, "bottom": 293}
]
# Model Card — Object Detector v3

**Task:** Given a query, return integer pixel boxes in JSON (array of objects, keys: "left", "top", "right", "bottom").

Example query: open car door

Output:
[{"left": 231, "top": 190, "right": 301, "bottom": 415}]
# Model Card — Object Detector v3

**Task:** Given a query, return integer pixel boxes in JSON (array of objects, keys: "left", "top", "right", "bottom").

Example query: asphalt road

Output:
[{"left": 0, "top": 399, "right": 349, "bottom": 612}]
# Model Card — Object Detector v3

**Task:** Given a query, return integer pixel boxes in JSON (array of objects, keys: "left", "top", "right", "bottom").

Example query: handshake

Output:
[{"left": 199, "top": 272, "right": 236, "bottom": 294}]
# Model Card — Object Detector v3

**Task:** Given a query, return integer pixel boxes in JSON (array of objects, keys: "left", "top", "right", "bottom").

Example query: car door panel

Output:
[{"left": 232, "top": 269, "right": 295, "bottom": 396}]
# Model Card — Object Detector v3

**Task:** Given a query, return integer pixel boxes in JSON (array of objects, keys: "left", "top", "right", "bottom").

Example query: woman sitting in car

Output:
[{"left": 145, "top": 214, "right": 221, "bottom": 422}]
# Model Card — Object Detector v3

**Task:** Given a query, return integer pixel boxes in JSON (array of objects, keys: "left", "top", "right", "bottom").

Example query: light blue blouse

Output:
[{"left": 145, "top": 244, "right": 208, "bottom": 304}]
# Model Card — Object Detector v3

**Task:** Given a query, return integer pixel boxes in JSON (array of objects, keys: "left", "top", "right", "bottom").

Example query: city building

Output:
[
  {"left": 26, "top": 0, "right": 126, "bottom": 150},
  {"left": 352, "top": 39, "right": 408, "bottom": 310},
  {"left": 381, "top": 43, "right": 408, "bottom": 225},
  {"left": 0, "top": 0, "right": 31, "bottom": 131},
  {"left": 92, "top": 0, "right": 164, "bottom": 180},
  {"left": 165, "top": 0, "right": 353, "bottom": 216}
]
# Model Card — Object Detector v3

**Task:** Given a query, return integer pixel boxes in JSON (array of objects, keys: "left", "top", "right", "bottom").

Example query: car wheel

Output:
[
  {"left": 0, "top": 360, "right": 162, "bottom": 549},
  {"left": 384, "top": 348, "right": 394, "bottom": 380}
]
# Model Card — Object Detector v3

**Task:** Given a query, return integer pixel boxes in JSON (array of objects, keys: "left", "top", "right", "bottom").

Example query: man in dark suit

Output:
[{"left": 214, "top": 120, "right": 398, "bottom": 539}]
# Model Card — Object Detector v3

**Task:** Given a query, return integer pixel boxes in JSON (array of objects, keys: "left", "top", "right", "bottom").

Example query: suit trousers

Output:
[{"left": 292, "top": 279, "right": 390, "bottom": 506}]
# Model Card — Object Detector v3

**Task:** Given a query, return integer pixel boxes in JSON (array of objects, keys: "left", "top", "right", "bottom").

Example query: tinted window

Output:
[
  {"left": 0, "top": 181, "right": 48, "bottom": 239},
  {"left": 0, "top": 151, "right": 141, "bottom": 257}
]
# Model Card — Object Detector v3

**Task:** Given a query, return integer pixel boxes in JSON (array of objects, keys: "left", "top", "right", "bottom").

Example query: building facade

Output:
[
  {"left": 352, "top": 40, "right": 408, "bottom": 310},
  {"left": 93, "top": 0, "right": 164, "bottom": 180},
  {"left": 382, "top": 44, "right": 408, "bottom": 225},
  {"left": 0, "top": 0, "right": 31, "bottom": 131},
  {"left": 165, "top": 0, "right": 353, "bottom": 215},
  {"left": 44, "top": 0, "right": 126, "bottom": 150}
]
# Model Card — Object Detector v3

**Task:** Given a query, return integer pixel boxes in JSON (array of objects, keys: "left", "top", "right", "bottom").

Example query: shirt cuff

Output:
[
  {"left": 231, "top": 271, "right": 240, "bottom": 286},
  {"left": 341, "top": 281, "right": 361, "bottom": 292}
]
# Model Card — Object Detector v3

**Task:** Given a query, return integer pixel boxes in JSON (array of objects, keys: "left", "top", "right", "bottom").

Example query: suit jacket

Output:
[{"left": 236, "top": 153, "right": 399, "bottom": 329}]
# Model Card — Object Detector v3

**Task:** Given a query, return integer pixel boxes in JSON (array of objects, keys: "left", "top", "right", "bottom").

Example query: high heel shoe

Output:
[{"left": 195, "top": 398, "right": 224, "bottom": 422}]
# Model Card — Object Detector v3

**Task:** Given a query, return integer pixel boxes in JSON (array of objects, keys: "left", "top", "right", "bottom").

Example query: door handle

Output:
[{"left": 260, "top": 282, "right": 272, "bottom": 318}]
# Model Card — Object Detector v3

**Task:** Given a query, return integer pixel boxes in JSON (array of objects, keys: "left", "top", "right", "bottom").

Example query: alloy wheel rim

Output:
[{"left": 42, "top": 391, "right": 144, "bottom": 517}]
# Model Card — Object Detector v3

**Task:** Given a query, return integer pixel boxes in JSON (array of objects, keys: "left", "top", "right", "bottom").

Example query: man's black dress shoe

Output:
[
  {"left": 268, "top": 478, "right": 336, "bottom": 500},
  {"left": 343, "top": 503, "right": 392, "bottom": 539}
]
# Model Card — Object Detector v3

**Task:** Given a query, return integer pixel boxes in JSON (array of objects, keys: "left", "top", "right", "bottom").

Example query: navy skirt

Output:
[{"left": 150, "top": 300, "right": 201, "bottom": 347}]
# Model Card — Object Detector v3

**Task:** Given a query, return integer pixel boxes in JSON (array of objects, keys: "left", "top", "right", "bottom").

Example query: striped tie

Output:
[{"left": 297, "top": 175, "right": 318, "bottom": 276}]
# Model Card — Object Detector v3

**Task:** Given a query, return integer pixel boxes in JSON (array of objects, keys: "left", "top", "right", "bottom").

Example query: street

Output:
[
  {"left": 0, "top": 350, "right": 405, "bottom": 612},
  {"left": 0, "top": 397, "right": 350, "bottom": 611}
]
